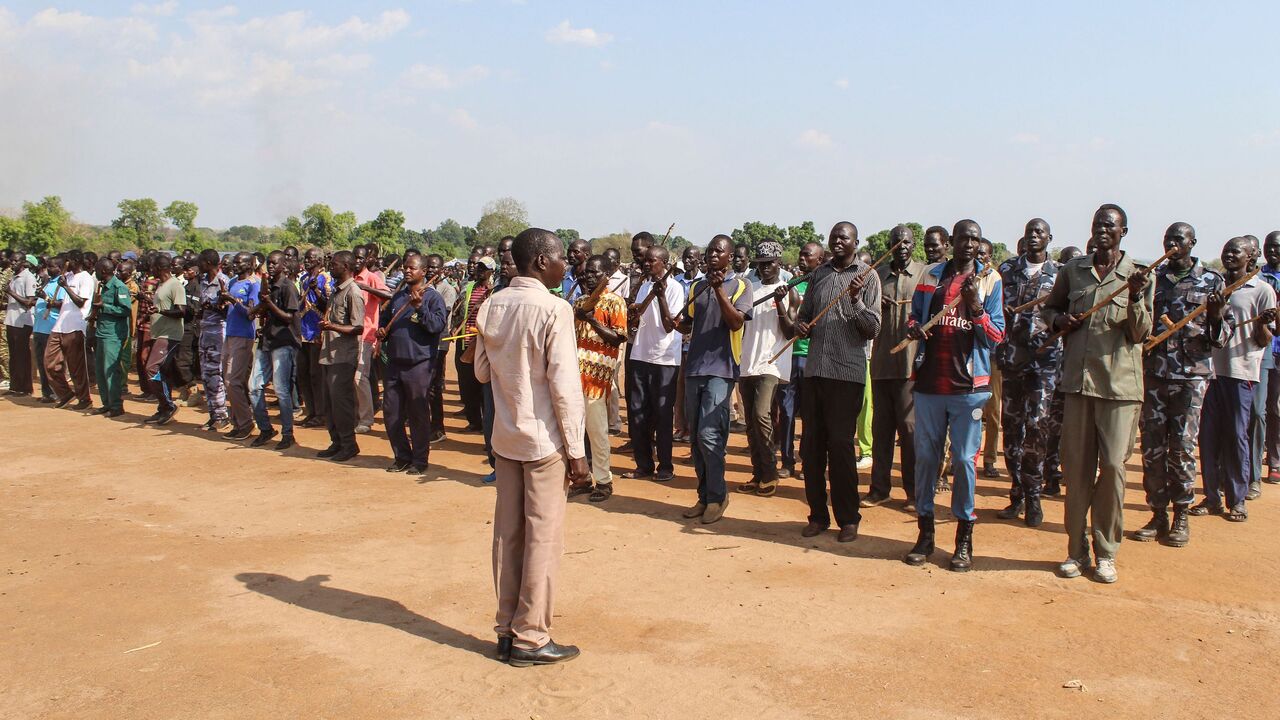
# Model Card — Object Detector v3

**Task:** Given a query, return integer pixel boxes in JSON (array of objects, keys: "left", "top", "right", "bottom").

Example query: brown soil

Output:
[{"left": 3, "top": 372, "right": 1279, "bottom": 720}]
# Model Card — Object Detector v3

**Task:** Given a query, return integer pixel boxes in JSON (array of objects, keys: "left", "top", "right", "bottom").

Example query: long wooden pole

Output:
[
  {"left": 890, "top": 267, "right": 994, "bottom": 354},
  {"left": 1144, "top": 267, "right": 1259, "bottom": 351},
  {"left": 768, "top": 236, "right": 908, "bottom": 364}
]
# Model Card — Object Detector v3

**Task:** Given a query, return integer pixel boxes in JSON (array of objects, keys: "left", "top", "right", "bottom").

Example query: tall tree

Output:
[
  {"left": 785, "top": 221, "right": 822, "bottom": 250},
  {"left": 19, "top": 196, "right": 71, "bottom": 255},
  {"left": 113, "top": 198, "right": 163, "bottom": 251},
  {"left": 475, "top": 197, "right": 528, "bottom": 246},
  {"left": 353, "top": 209, "right": 407, "bottom": 255},
  {"left": 301, "top": 203, "right": 337, "bottom": 247},
  {"left": 332, "top": 210, "right": 357, "bottom": 248},
  {"left": 554, "top": 228, "right": 581, "bottom": 245},
  {"left": 863, "top": 222, "right": 927, "bottom": 261},
  {"left": 730, "top": 221, "right": 786, "bottom": 252},
  {"left": 164, "top": 200, "right": 202, "bottom": 254}
]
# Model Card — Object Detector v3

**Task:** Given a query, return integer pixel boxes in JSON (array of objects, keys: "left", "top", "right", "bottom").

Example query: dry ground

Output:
[{"left": 3, "top": 370, "right": 1279, "bottom": 720}]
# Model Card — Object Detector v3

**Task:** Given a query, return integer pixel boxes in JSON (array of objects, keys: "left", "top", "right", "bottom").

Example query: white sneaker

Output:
[
  {"left": 0, "top": 380, "right": 9, "bottom": 391},
  {"left": 354, "top": 424, "right": 371, "bottom": 434},
  {"left": 1057, "top": 557, "right": 1087, "bottom": 578},
  {"left": 856, "top": 456, "right": 873, "bottom": 471},
  {"left": 1094, "top": 557, "right": 1117, "bottom": 584}
]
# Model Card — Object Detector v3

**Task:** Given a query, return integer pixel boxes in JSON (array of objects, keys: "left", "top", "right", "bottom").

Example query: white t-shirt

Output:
[
  {"left": 608, "top": 269, "right": 630, "bottom": 300},
  {"left": 51, "top": 271, "right": 97, "bottom": 334},
  {"left": 741, "top": 280, "right": 793, "bottom": 380},
  {"left": 631, "top": 279, "right": 686, "bottom": 366},
  {"left": 5, "top": 268, "right": 37, "bottom": 328}
]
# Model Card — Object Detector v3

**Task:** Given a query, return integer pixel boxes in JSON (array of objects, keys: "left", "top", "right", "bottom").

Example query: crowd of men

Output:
[{"left": 5, "top": 208, "right": 1280, "bottom": 665}]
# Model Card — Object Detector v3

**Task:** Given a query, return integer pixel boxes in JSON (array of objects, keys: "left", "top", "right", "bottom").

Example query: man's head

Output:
[
  {"left": 642, "top": 246, "right": 670, "bottom": 279},
  {"left": 1024, "top": 218, "right": 1052, "bottom": 256},
  {"left": 567, "top": 239, "right": 592, "bottom": 271},
  {"left": 1163, "top": 222, "right": 1197, "bottom": 262},
  {"left": 580, "top": 255, "right": 608, "bottom": 294},
  {"left": 304, "top": 248, "right": 323, "bottom": 272},
  {"left": 472, "top": 255, "right": 495, "bottom": 283},
  {"left": 232, "top": 252, "right": 252, "bottom": 277},
  {"left": 890, "top": 224, "right": 916, "bottom": 265},
  {"left": 704, "top": 235, "right": 734, "bottom": 272},
  {"left": 267, "top": 251, "right": 287, "bottom": 280},
  {"left": 153, "top": 253, "right": 174, "bottom": 279},
  {"left": 1091, "top": 204, "right": 1128, "bottom": 252},
  {"left": 1244, "top": 235, "right": 1261, "bottom": 269},
  {"left": 94, "top": 258, "right": 115, "bottom": 282},
  {"left": 952, "top": 220, "right": 982, "bottom": 264},
  {"left": 603, "top": 247, "right": 622, "bottom": 274},
  {"left": 1057, "top": 246, "right": 1083, "bottom": 264},
  {"left": 511, "top": 228, "right": 566, "bottom": 289},
  {"left": 1223, "top": 236, "right": 1251, "bottom": 273},
  {"left": 977, "top": 238, "right": 993, "bottom": 265},
  {"left": 631, "top": 232, "right": 655, "bottom": 266},
  {"left": 117, "top": 259, "right": 134, "bottom": 282},
  {"left": 731, "top": 242, "right": 751, "bottom": 273},
  {"left": 330, "top": 250, "right": 356, "bottom": 279},
  {"left": 827, "top": 222, "right": 858, "bottom": 262},
  {"left": 1264, "top": 231, "right": 1280, "bottom": 269},
  {"left": 498, "top": 236, "right": 515, "bottom": 255},
  {"left": 284, "top": 245, "right": 300, "bottom": 260},
  {"left": 425, "top": 253, "right": 444, "bottom": 275},
  {"left": 798, "top": 241, "right": 825, "bottom": 272},
  {"left": 922, "top": 226, "right": 948, "bottom": 263},
  {"left": 198, "top": 249, "right": 220, "bottom": 274},
  {"left": 182, "top": 259, "right": 200, "bottom": 281},
  {"left": 402, "top": 254, "right": 427, "bottom": 286},
  {"left": 681, "top": 246, "right": 701, "bottom": 276},
  {"left": 500, "top": 250, "right": 516, "bottom": 281}
]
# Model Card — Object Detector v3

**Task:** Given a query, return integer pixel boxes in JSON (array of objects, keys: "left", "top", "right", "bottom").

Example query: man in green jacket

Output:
[
  {"left": 1041, "top": 204, "right": 1155, "bottom": 584},
  {"left": 90, "top": 258, "right": 133, "bottom": 417}
]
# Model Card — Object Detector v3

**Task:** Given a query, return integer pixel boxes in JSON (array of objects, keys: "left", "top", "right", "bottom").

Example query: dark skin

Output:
[
  {"left": 1052, "top": 208, "right": 1149, "bottom": 334},
  {"left": 905, "top": 222, "right": 984, "bottom": 343},
  {"left": 256, "top": 252, "right": 297, "bottom": 324},
  {"left": 375, "top": 256, "right": 429, "bottom": 341},
  {"left": 318, "top": 257, "right": 363, "bottom": 337},
  {"left": 5, "top": 259, "right": 37, "bottom": 308},
  {"left": 218, "top": 252, "right": 256, "bottom": 308},
  {"left": 794, "top": 223, "right": 862, "bottom": 338},
  {"left": 500, "top": 251, "right": 517, "bottom": 283},
  {"left": 566, "top": 240, "right": 591, "bottom": 278},
  {"left": 882, "top": 227, "right": 916, "bottom": 313},
  {"left": 56, "top": 257, "right": 89, "bottom": 309},
  {"left": 1218, "top": 238, "right": 1275, "bottom": 347},
  {"left": 574, "top": 258, "right": 625, "bottom": 347},
  {"left": 681, "top": 247, "right": 701, "bottom": 279},
  {"left": 355, "top": 249, "right": 393, "bottom": 301},
  {"left": 147, "top": 261, "right": 186, "bottom": 319},
  {"left": 1004, "top": 218, "right": 1051, "bottom": 317},
  {"left": 1264, "top": 231, "right": 1280, "bottom": 269},
  {"left": 1159, "top": 224, "right": 1224, "bottom": 333},
  {"left": 302, "top": 249, "right": 328, "bottom": 311},
  {"left": 632, "top": 247, "right": 677, "bottom": 333},
  {"left": 797, "top": 242, "right": 824, "bottom": 273},
  {"left": 676, "top": 237, "right": 745, "bottom": 333},
  {"left": 758, "top": 258, "right": 799, "bottom": 339},
  {"left": 731, "top": 245, "right": 750, "bottom": 274},
  {"left": 922, "top": 231, "right": 948, "bottom": 264}
]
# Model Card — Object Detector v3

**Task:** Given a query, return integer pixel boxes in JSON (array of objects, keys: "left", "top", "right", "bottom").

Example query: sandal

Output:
[
  {"left": 756, "top": 480, "right": 778, "bottom": 497},
  {"left": 1226, "top": 506, "right": 1248, "bottom": 522},
  {"left": 737, "top": 481, "right": 761, "bottom": 494}
]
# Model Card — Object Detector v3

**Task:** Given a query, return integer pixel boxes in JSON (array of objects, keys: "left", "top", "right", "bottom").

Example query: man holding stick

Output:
[
  {"left": 624, "top": 246, "right": 685, "bottom": 482},
  {"left": 1042, "top": 204, "right": 1154, "bottom": 584},
  {"left": 793, "top": 222, "right": 882, "bottom": 542},
  {"left": 569, "top": 255, "right": 628, "bottom": 501}
]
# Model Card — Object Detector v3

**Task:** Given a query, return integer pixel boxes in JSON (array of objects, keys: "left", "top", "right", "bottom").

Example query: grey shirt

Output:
[
  {"left": 1211, "top": 276, "right": 1276, "bottom": 382},
  {"left": 320, "top": 277, "right": 366, "bottom": 366},
  {"left": 799, "top": 260, "right": 882, "bottom": 383}
]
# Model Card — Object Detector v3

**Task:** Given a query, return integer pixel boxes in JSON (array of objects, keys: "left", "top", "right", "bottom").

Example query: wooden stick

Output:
[
  {"left": 767, "top": 237, "right": 908, "bottom": 363},
  {"left": 1040, "top": 244, "right": 1182, "bottom": 349},
  {"left": 1144, "top": 268, "right": 1260, "bottom": 351},
  {"left": 1009, "top": 293, "right": 1050, "bottom": 314},
  {"left": 890, "top": 267, "right": 995, "bottom": 354},
  {"left": 751, "top": 272, "right": 810, "bottom": 307}
]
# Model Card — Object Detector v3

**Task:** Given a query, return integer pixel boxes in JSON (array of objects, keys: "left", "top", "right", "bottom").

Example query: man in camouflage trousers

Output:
[
  {"left": 1137, "top": 223, "right": 1230, "bottom": 547},
  {"left": 995, "top": 220, "right": 1060, "bottom": 527},
  {"left": 196, "top": 250, "right": 231, "bottom": 431}
]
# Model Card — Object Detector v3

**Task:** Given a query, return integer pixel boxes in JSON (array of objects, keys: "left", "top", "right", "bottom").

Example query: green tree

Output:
[
  {"left": 730, "top": 221, "right": 786, "bottom": 251},
  {"left": 113, "top": 198, "right": 163, "bottom": 251},
  {"left": 555, "top": 228, "right": 581, "bottom": 245},
  {"left": 590, "top": 231, "right": 633, "bottom": 256},
  {"left": 164, "top": 200, "right": 202, "bottom": 254},
  {"left": 785, "top": 221, "right": 822, "bottom": 250},
  {"left": 0, "top": 216, "right": 25, "bottom": 249},
  {"left": 301, "top": 203, "right": 336, "bottom": 247},
  {"left": 353, "top": 209, "right": 407, "bottom": 256},
  {"left": 19, "top": 196, "right": 71, "bottom": 255},
  {"left": 332, "top": 210, "right": 357, "bottom": 248},
  {"left": 475, "top": 197, "right": 528, "bottom": 246}
]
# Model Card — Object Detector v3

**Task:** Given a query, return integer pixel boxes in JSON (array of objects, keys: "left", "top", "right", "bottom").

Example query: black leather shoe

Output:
[
  {"left": 387, "top": 460, "right": 412, "bottom": 473},
  {"left": 508, "top": 640, "right": 580, "bottom": 667},
  {"left": 226, "top": 425, "right": 253, "bottom": 440},
  {"left": 91, "top": 406, "right": 111, "bottom": 415},
  {"left": 1024, "top": 497, "right": 1044, "bottom": 528},
  {"left": 251, "top": 428, "right": 278, "bottom": 447},
  {"left": 406, "top": 465, "right": 428, "bottom": 476},
  {"left": 1133, "top": 510, "right": 1169, "bottom": 542},
  {"left": 70, "top": 399, "right": 93, "bottom": 411},
  {"left": 837, "top": 523, "right": 859, "bottom": 543},
  {"left": 950, "top": 519, "right": 974, "bottom": 572},
  {"left": 105, "top": 408, "right": 124, "bottom": 418},
  {"left": 496, "top": 635, "right": 513, "bottom": 662},
  {"left": 997, "top": 499, "right": 1024, "bottom": 520},
  {"left": 275, "top": 435, "right": 295, "bottom": 451},
  {"left": 54, "top": 396, "right": 72, "bottom": 409},
  {"left": 316, "top": 444, "right": 341, "bottom": 459},
  {"left": 329, "top": 446, "right": 360, "bottom": 462},
  {"left": 904, "top": 514, "right": 935, "bottom": 566},
  {"left": 800, "top": 521, "right": 827, "bottom": 538}
]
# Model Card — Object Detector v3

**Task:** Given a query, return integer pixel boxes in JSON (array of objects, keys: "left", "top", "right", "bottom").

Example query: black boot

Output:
[
  {"left": 903, "top": 515, "right": 935, "bottom": 566},
  {"left": 950, "top": 520, "right": 974, "bottom": 572},
  {"left": 1024, "top": 496, "right": 1044, "bottom": 528},
  {"left": 1133, "top": 509, "right": 1169, "bottom": 542},
  {"left": 1163, "top": 508, "right": 1190, "bottom": 548},
  {"left": 997, "top": 498, "right": 1024, "bottom": 520}
]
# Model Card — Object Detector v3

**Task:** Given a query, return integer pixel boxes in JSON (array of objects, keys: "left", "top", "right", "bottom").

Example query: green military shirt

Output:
[
  {"left": 95, "top": 275, "right": 133, "bottom": 340},
  {"left": 1041, "top": 251, "right": 1154, "bottom": 402}
]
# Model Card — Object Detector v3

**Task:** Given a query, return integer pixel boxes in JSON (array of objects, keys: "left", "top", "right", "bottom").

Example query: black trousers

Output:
[
  {"left": 33, "top": 331, "right": 52, "bottom": 399},
  {"left": 455, "top": 347, "right": 484, "bottom": 429},
  {"left": 298, "top": 342, "right": 327, "bottom": 420},
  {"left": 430, "top": 346, "right": 450, "bottom": 434},
  {"left": 801, "top": 376, "right": 864, "bottom": 527},
  {"left": 627, "top": 360, "right": 678, "bottom": 475},
  {"left": 869, "top": 378, "right": 916, "bottom": 500},
  {"left": 323, "top": 362, "right": 358, "bottom": 451},
  {"left": 6, "top": 324, "right": 33, "bottom": 394},
  {"left": 386, "top": 359, "right": 435, "bottom": 467}
]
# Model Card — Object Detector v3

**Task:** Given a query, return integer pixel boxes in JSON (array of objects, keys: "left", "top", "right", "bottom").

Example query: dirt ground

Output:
[{"left": 3, "top": 368, "right": 1279, "bottom": 720}]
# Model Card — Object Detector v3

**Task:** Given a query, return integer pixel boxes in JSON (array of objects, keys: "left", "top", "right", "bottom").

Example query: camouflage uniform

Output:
[
  {"left": 197, "top": 272, "right": 230, "bottom": 423},
  {"left": 1141, "top": 260, "right": 1232, "bottom": 510},
  {"left": 995, "top": 256, "right": 1061, "bottom": 503}
]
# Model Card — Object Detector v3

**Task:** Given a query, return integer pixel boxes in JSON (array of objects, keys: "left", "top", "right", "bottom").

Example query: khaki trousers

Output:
[
  {"left": 982, "top": 367, "right": 1002, "bottom": 464},
  {"left": 585, "top": 394, "right": 613, "bottom": 485},
  {"left": 493, "top": 449, "right": 568, "bottom": 651},
  {"left": 1061, "top": 393, "right": 1140, "bottom": 562}
]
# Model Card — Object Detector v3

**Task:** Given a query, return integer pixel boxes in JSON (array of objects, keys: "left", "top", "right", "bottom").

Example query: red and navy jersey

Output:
[{"left": 908, "top": 260, "right": 1005, "bottom": 395}]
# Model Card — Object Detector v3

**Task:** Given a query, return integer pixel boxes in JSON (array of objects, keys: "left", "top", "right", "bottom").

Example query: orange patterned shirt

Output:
[{"left": 574, "top": 290, "right": 627, "bottom": 400}]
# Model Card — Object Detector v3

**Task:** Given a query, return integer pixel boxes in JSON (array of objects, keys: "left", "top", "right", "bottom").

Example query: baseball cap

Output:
[{"left": 752, "top": 240, "right": 785, "bottom": 262}]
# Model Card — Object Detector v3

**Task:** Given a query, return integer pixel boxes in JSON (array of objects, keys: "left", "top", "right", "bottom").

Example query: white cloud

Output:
[
  {"left": 1011, "top": 132, "right": 1040, "bottom": 145},
  {"left": 834, "top": 78, "right": 849, "bottom": 90},
  {"left": 545, "top": 20, "right": 613, "bottom": 47},
  {"left": 131, "top": 1, "right": 179, "bottom": 17},
  {"left": 449, "top": 108, "right": 478, "bottom": 130},
  {"left": 797, "top": 129, "right": 832, "bottom": 149},
  {"left": 401, "top": 63, "right": 489, "bottom": 90}
]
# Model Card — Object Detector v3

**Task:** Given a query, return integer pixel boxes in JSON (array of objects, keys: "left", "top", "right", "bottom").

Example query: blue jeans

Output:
[
  {"left": 913, "top": 391, "right": 990, "bottom": 521},
  {"left": 777, "top": 356, "right": 805, "bottom": 468},
  {"left": 686, "top": 375, "right": 734, "bottom": 505},
  {"left": 1250, "top": 366, "right": 1268, "bottom": 485},
  {"left": 1201, "top": 377, "right": 1252, "bottom": 509},
  {"left": 250, "top": 345, "right": 297, "bottom": 435}
]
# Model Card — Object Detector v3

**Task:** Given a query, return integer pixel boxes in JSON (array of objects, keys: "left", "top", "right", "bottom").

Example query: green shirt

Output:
[
  {"left": 150, "top": 276, "right": 187, "bottom": 341},
  {"left": 95, "top": 275, "right": 133, "bottom": 340},
  {"left": 792, "top": 279, "right": 810, "bottom": 357},
  {"left": 1042, "top": 252, "right": 1154, "bottom": 402}
]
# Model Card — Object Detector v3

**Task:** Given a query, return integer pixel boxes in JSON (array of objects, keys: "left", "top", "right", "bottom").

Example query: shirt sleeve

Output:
[
  {"left": 347, "top": 288, "right": 366, "bottom": 331},
  {"left": 419, "top": 289, "right": 448, "bottom": 335},
  {"left": 473, "top": 302, "right": 491, "bottom": 384},
  {"left": 733, "top": 279, "right": 754, "bottom": 321},
  {"left": 545, "top": 302, "right": 587, "bottom": 458},
  {"left": 850, "top": 269, "right": 881, "bottom": 339}
]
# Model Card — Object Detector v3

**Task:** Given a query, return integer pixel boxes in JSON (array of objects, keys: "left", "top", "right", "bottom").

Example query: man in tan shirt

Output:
[{"left": 474, "top": 227, "right": 590, "bottom": 667}]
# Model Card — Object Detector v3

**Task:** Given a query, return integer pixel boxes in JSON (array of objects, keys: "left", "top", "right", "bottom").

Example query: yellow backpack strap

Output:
[{"left": 686, "top": 280, "right": 701, "bottom": 317}]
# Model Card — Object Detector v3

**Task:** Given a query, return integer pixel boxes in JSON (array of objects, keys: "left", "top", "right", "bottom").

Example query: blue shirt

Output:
[
  {"left": 300, "top": 272, "right": 333, "bottom": 342},
  {"left": 33, "top": 279, "right": 62, "bottom": 335},
  {"left": 225, "top": 277, "right": 260, "bottom": 338},
  {"left": 1263, "top": 264, "right": 1280, "bottom": 360}
]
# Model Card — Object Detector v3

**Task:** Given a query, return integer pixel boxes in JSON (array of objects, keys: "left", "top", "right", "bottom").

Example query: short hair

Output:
[
  {"left": 647, "top": 246, "right": 670, "bottom": 262},
  {"left": 425, "top": 253, "right": 443, "bottom": 264},
  {"left": 924, "top": 225, "right": 949, "bottom": 241},
  {"left": 632, "top": 232, "right": 655, "bottom": 247},
  {"left": 198, "top": 249, "right": 220, "bottom": 264},
  {"left": 603, "top": 247, "right": 621, "bottom": 259},
  {"left": 585, "top": 254, "right": 608, "bottom": 269},
  {"left": 1097, "top": 203, "right": 1128, "bottom": 227},
  {"left": 889, "top": 224, "right": 915, "bottom": 242},
  {"left": 153, "top": 254, "right": 173, "bottom": 272},
  {"left": 831, "top": 221, "right": 858, "bottom": 239},
  {"left": 734, "top": 242, "right": 750, "bottom": 252},
  {"left": 709, "top": 234, "right": 733, "bottom": 249},
  {"left": 512, "top": 228, "right": 562, "bottom": 273},
  {"left": 953, "top": 219, "right": 982, "bottom": 238},
  {"left": 331, "top": 250, "right": 355, "bottom": 270}
]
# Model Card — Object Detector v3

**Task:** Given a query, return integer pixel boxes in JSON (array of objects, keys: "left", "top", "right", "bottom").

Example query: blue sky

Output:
[{"left": 1, "top": 1, "right": 1278, "bottom": 258}]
